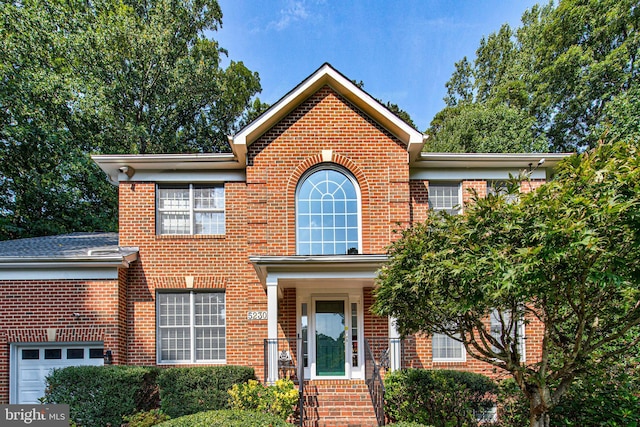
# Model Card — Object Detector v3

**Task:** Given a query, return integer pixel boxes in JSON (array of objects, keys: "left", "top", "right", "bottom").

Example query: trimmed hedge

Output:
[
  {"left": 384, "top": 369, "right": 497, "bottom": 427},
  {"left": 43, "top": 365, "right": 160, "bottom": 427},
  {"left": 155, "top": 409, "right": 292, "bottom": 427},
  {"left": 157, "top": 366, "right": 255, "bottom": 418}
]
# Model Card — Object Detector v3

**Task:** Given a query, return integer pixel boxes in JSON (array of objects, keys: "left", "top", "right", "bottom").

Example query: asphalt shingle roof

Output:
[{"left": 0, "top": 232, "right": 135, "bottom": 259}]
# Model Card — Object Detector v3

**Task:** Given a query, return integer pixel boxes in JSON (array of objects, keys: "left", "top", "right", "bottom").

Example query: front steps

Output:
[{"left": 298, "top": 379, "right": 379, "bottom": 427}]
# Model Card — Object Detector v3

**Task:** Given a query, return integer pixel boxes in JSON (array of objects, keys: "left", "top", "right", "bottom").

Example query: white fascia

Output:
[
  {"left": 232, "top": 63, "right": 426, "bottom": 162},
  {"left": 92, "top": 153, "right": 244, "bottom": 185}
]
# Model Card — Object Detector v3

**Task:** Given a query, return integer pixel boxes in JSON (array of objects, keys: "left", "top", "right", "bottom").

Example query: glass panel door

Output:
[{"left": 315, "top": 300, "right": 345, "bottom": 376}]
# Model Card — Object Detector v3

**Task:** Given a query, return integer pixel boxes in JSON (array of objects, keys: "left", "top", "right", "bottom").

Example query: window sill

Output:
[
  {"left": 432, "top": 358, "right": 467, "bottom": 364},
  {"left": 157, "top": 360, "right": 227, "bottom": 366},
  {"left": 156, "top": 234, "right": 226, "bottom": 240}
]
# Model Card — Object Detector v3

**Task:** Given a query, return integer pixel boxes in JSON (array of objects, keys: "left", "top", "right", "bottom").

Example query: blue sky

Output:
[{"left": 215, "top": 1, "right": 539, "bottom": 132}]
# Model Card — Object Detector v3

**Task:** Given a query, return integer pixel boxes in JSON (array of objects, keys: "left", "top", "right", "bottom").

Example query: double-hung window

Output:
[
  {"left": 490, "top": 309, "right": 525, "bottom": 361},
  {"left": 157, "top": 184, "right": 225, "bottom": 235},
  {"left": 157, "top": 291, "right": 226, "bottom": 363},
  {"left": 432, "top": 332, "right": 466, "bottom": 362},
  {"left": 428, "top": 182, "right": 461, "bottom": 215}
]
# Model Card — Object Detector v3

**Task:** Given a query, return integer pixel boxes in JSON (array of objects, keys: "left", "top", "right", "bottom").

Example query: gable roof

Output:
[{"left": 231, "top": 63, "right": 427, "bottom": 165}]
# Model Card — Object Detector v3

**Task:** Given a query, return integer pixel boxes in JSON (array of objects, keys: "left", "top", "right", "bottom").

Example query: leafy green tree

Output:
[
  {"left": 0, "top": 0, "right": 262, "bottom": 239},
  {"left": 374, "top": 139, "right": 640, "bottom": 427},
  {"left": 430, "top": 0, "right": 640, "bottom": 153},
  {"left": 425, "top": 103, "right": 545, "bottom": 153}
]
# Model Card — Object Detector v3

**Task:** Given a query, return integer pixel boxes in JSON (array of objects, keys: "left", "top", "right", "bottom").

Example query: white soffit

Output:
[
  {"left": 92, "top": 153, "right": 244, "bottom": 185},
  {"left": 410, "top": 152, "right": 572, "bottom": 180},
  {"left": 232, "top": 63, "right": 426, "bottom": 164}
]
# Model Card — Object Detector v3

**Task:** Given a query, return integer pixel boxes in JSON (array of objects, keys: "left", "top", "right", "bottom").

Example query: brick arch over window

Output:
[{"left": 286, "top": 153, "right": 371, "bottom": 254}]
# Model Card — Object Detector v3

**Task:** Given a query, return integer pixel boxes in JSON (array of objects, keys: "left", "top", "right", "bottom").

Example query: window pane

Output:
[
  {"left": 159, "top": 292, "right": 226, "bottom": 363},
  {"left": 159, "top": 294, "right": 190, "bottom": 326},
  {"left": 158, "top": 187, "right": 189, "bottom": 210},
  {"left": 67, "top": 349, "right": 84, "bottom": 359},
  {"left": 195, "top": 293, "right": 225, "bottom": 326},
  {"left": 296, "top": 168, "right": 359, "bottom": 255},
  {"left": 195, "top": 327, "right": 226, "bottom": 361},
  {"left": 89, "top": 348, "right": 104, "bottom": 359},
  {"left": 194, "top": 186, "right": 224, "bottom": 209},
  {"left": 159, "top": 212, "right": 190, "bottom": 234},
  {"left": 160, "top": 328, "right": 190, "bottom": 361},
  {"left": 44, "top": 349, "right": 62, "bottom": 360},
  {"left": 429, "top": 183, "right": 461, "bottom": 214},
  {"left": 195, "top": 212, "right": 225, "bottom": 234},
  {"left": 432, "top": 333, "right": 464, "bottom": 360},
  {"left": 21, "top": 349, "right": 39, "bottom": 360}
]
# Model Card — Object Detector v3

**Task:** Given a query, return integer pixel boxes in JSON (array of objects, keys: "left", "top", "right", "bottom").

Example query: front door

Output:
[
  {"left": 301, "top": 293, "right": 363, "bottom": 380},
  {"left": 315, "top": 300, "right": 346, "bottom": 376}
]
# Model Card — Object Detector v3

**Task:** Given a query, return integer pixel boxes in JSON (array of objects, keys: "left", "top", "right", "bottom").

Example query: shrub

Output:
[
  {"left": 389, "top": 422, "right": 434, "bottom": 427},
  {"left": 550, "top": 365, "right": 640, "bottom": 426},
  {"left": 123, "top": 409, "right": 171, "bottom": 427},
  {"left": 495, "top": 366, "right": 640, "bottom": 427},
  {"left": 157, "top": 366, "right": 255, "bottom": 418},
  {"left": 228, "top": 379, "right": 299, "bottom": 420},
  {"left": 43, "top": 365, "right": 160, "bottom": 427},
  {"left": 384, "top": 369, "right": 497, "bottom": 427},
  {"left": 155, "top": 409, "right": 292, "bottom": 427},
  {"left": 493, "top": 379, "right": 528, "bottom": 427}
]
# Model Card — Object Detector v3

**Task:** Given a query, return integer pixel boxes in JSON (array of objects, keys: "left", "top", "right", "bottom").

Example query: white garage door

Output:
[{"left": 12, "top": 344, "right": 104, "bottom": 404}]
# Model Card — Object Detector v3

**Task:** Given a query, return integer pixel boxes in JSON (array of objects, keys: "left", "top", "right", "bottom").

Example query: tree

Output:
[
  {"left": 351, "top": 79, "right": 416, "bottom": 128},
  {"left": 429, "top": 0, "right": 640, "bottom": 153},
  {"left": 425, "top": 103, "right": 546, "bottom": 153},
  {"left": 373, "top": 139, "right": 640, "bottom": 427},
  {"left": 0, "top": 0, "right": 262, "bottom": 239}
]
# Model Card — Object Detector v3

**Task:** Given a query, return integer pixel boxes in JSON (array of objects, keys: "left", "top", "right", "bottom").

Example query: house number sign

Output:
[{"left": 247, "top": 311, "right": 267, "bottom": 320}]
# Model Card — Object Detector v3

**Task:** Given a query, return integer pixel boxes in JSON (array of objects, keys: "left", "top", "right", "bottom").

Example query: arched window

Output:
[{"left": 296, "top": 167, "right": 360, "bottom": 255}]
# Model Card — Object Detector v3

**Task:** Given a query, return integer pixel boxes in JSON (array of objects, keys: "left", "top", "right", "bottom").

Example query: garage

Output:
[{"left": 11, "top": 343, "right": 104, "bottom": 404}]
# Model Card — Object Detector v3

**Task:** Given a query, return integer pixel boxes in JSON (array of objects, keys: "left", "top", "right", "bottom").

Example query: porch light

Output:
[{"left": 103, "top": 350, "right": 113, "bottom": 365}]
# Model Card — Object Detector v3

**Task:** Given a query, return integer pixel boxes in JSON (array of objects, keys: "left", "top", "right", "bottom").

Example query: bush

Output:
[
  {"left": 43, "top": 365, "right": 160, "bottom": 427},
  {"left": 228, "top": 379, "right": 299, "bottom": 420},
  {"left": 550, "top": 365, "right": 640, "bottom": 426},
  {"left": 155, "top": 409, "right": 292, "bottom": 427},
  {"left": 123, "top": 409, "right": 170, "bottom": 427},
  {"left": 384, "top": 369, "right": 497, "bottom": 427},
  {"left": 495, "top": 364, "right": 640, "bottom": 427},
  {"left": 157, "top": 366, "right": 255, "bottom": 418},
  {"left": 493, "top": 379, "right": 528, "bottom": 427},
  {"left": 389, "top": 422, "right": 434, "bottom": 427}
]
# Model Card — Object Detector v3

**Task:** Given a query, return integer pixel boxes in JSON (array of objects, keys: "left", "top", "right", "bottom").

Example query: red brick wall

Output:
[
  {"left": 115, "top": 84, "right": 546, "bottom": 381},
  {"left": 247, "top": 86, "right": 410, "bottom": 256},
  {"left": 118, "top": 180, "right": 264, "bottom": 368},
  {"left": 0, "top": 278, "right": 124, "bottom": 403}
]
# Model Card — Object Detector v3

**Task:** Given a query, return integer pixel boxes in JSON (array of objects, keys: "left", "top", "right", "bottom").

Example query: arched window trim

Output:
[{"left": 295, "top": 164, "right": 362, "bottom": 255}]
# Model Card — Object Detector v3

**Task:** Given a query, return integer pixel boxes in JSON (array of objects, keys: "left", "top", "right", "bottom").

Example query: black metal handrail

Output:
[
  {"left": 364, "top": 337, "right": 388, "bottom": 426},
  {"left": 263, "top": 337, "right": 305, "bottom": 426}
]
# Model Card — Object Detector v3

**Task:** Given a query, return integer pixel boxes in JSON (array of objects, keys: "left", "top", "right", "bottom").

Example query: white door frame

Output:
[{"left": 298, "top": 288, "right": 363, "bottom": 380}]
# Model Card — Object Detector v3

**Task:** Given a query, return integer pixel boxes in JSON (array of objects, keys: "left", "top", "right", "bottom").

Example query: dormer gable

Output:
[{"left": 231, "top": 63, "right": 427, "bottom": 165}]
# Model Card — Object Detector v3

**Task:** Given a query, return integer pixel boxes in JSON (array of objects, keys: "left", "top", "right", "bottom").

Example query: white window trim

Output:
[
  {"left": 156, "top": 184, "right": 225, "bottom": 235},
  {"left": 156, "top": 291, "right": 226, "bottom": 365},
  {"left": 295, "top": 165, "right": 362, "bottom": 255},
  {"left": 432, "top": 332, "right": 467, "bottom": 362},
  {"left": 428, "top": 181, "right": 463, "bottom": 215}
]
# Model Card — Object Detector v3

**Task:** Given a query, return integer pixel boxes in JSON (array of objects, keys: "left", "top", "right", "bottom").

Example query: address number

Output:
[{"left": 247, "top": 311, "right": 267, "bottom": 320}]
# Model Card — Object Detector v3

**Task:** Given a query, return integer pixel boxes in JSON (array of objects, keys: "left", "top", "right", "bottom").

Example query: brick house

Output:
[{"left": 0, "top": 64, "right": 567, "bottom": 424}]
